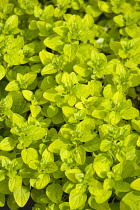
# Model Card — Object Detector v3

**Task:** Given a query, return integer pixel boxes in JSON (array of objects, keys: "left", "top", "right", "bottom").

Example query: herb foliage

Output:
[{"left": 0, "top": 0, "right": 140, "bottom": 209}]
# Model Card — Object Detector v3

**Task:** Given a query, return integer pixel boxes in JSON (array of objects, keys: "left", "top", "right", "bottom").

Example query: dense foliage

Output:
[{"left": 1, "top": 0, "right": 140, "bottom": 209}]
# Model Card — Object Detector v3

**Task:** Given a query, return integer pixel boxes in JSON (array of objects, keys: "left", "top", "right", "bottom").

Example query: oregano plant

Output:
[{"left": 0, "top": 0, "right": 140, "bottom": 209}]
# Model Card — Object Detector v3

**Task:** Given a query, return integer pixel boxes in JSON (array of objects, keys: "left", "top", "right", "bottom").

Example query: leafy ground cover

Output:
[{"left": 1, "top": 0, "right": 140, "bottom": 209}]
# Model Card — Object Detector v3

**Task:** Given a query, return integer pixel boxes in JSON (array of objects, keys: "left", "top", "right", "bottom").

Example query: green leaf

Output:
[
  {"left": 115, "top": 181, "right": 131, "bottom": 192},
  {"left": 93, "top": 154, "right": 113, "bottom": 178},
  {"left": 130, "top": 75, "right": 140, "bottom": 87},
  {"left": 112, "top": 161, "right": 134, "bottom": 179},
  {"left": 60, "top": 147, "right": 73, "bottom": 163},
  {"left": 65, "top": 169, "right": 82, "bottom": 183},
  {"left": 37, "top": 194, "right": 50, "bottom": 205},
  {"left": 0, "top": 0, "right": 9, "bottom": 8},
  {"left": 103, "top": 84, "right": 117, "bottom": 99},
  {"left": 130, "top": 178, "right": 140, "bottom": 191},
  {"left": 44, "top": 35, "right": 64, "bottom": 51},
  {"left": 74, "top": 145, "right": 86, "bottom": 165},
  {"left": 116, "top": 63, "right": 126, "bottom": 76},
  {"left": 22, "top": 90, "right": 33, "bottom": 101},
  {"left": 68, "top": 95, "right": 77, "bottom": 106},
  {"left": 41, "top": 162, "right": 58, "bottom": 173},
  {"left": 23, "top": 125, "right": 47, "bottom": 141},
  {"left": 69, "top": 188, "right": 87, "bottom": 209},
  {"left": 112, "top": 90, "right": 125, "bottom": 104},
  {"left": 53, "top": 26, "right": 68, "bottom": 37},
  {"left": 5, "top": 80, "right": 19, "bottom": 92},
  {"left": 63, "top": 181, "right": 75, "bottom": 194},
  {"left": 125, "top": 24, "right": 140, "bottom": 38},
  {"left": 75, "top": 83, "right": 91, "bottom": 99},
  {"left": 31, "top": 64, "right": 42, "bottom": 74},
  {"left": 86, "top": 4, "right": 102, "bottom": 17},
  {"left": 98, "top": 1, "right": 112, "bottom": 13},
  {"left": 137, "top": 137, "right": 140, "bottom": 147},
  {"left": 30, "top": 105, "right": 41, "bottom": 117},
  {"left": 42, "top": 148, "right": 54, "bottom": 161},
  {"left": 121, "top": 107, "right": 139, "bottom": 120},
  {"left": 63, "top": 43, "right": 78, "bottom": 62},
  {"left": 70, "top": 72, "right": 78, "bottom": 84},
  {"left": 48, "top": 139, "right": 69, "bottom": 153},
  {"left": 43, "top": 88, "right": 58, "bottom": 102},
  {"left": 92, "top": 109, "right": 106, "bottom": 119},
  {"left": 0, "top": 192, "right": 5, "bottom": 207},
  {"left": 23, "top": 42, "right": 35, "bottom": 57},
  {"left": 4, "top": 15, "right": 18, "bottom": 34},
  {"left": 114, "top": 15, "right": 125, "bottom": 27},
  {"left": 62, "top": 106, "right": 76, "bottom": 118},
  {"left": 100, "top": 139, "right": 112, "bottom": 152},
  {"left": 4, "top": 51, "right": 25, "bottom": 65},
  {"left": 8, "top": 36, "right": 24, "bottom": 51},
  {"left": 110, "top": 41, "right": 122, "bottom": 55},
  {"left": 0, "top": 137, "right": 16, "bottom": 151},
  {"left": 88, "top": 196, "right": 110, "bottom": 210},
  {"left": 0, "top": 65, "right": 6, "bottom": 80},
  {"left": 132, "top": 120, "right": 140, "bottom": 132},
  {"left": 84, "top": 137, "right": 101, "bottom": 152},
  {"left": 120, "top": 191, "right": 140, "bottom": 210},
  {"left": 12, "top": 113, "right": 26, "bottom": 128},
  {"left": 52, "top": 110, "right": 64, "bottom": 124},
  {"left": 61, "top": 72, "right": 71, "bottom": 86},
  {"left": 36, "top": 20, "right": 50, "bottom": 36},
  {"left": 7, "top": 194, "right": 19, "bottom": 210},
  {"left": 89, "top": 81, "right": 102, "bottom": 96},
  {"left": 8, "top": 92, "right": 26, "bottom": 114},
  {"left": 21, "top": 148, "right": 38, "bottom": 164},
  {"left": 0, "top": 170, "right": 5, "bottom": 182},
  {"left": 41, "top": 63, "right": 57, "bottom": 75},
  {"left": 88, "top": 180, "right": 112, "bottom": 203},
  {"left": 30, "top": 174, "right": 50, "bottom": 189},
  {"left": 14, "top": 186, "right": 30, "bottom": 207},
  {"left": 109, "top": 111, "right": 121, "bottom": 125},
  {"left": 17, "top": 73, "right": 37, "bottom": 89},
  {"left": 59, "top": 202, "right": 70, "bottom": 210},
  {"left": 73, "top": 64, "right": 90, "bottom": 77},
  {"left": 40, "top": 76, "right": 56, "bottom": 91},
  {"left": 8, "top": 175, "right": 22, "bottom": 192},
  {"left": 0, "top": 179, "right": 11, "bottom": 194},
  {"left": 46, "top": 184, "right": 63, "bottom": 203},
  {"left": 47, "top": 105, "right": 59, "bottom": 118},
  {"left": 39, "top": 50, "right": 53, "bottom": 66}
]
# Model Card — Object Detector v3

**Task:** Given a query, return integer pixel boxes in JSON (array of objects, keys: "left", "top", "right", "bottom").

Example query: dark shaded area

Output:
[
  {"left": 46, "top": 47, "right": 53, "bottom": 53},
  {"left": 51, "top": 124, "right": 64, "bottom": 132},
  {"left": 94, "top": 13, "right": 105, "bottom": 24},
  {"left": 133, "top": 99, "right": 140, "bottom": 110},
  {"left": 127, "top": 85, "right": 140, "bottom": 110},
  {"left": 86, "top": 152, "right": 92, "bottom": 156},
  {"left": 0, "top": 197, "right": 35, "bottom": 210},
  {"left": 127, "top": 96, "right": 140, "bottom": 111},
  {"left": 62, "top": 192, "right": 69, "bottom": 202},
  {"left": 0, "top": 205, "right": 10, "bottom": 210},
  {"left": 38, "top": 0, "right": 53, "bottom": 6},
  {"left": 26, "top": 110, "right": 31, "bottom": 117},
  {"left": 19, "top": 197, "right": 35, "bottom": 209},
  {"left": 108, "top": 196, "right": 120, "bottom": 203}
]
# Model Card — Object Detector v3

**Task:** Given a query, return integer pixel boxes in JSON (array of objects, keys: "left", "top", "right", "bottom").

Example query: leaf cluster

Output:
[{"left": 0, "top": 0, "right": 140, "bottom": 209}]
